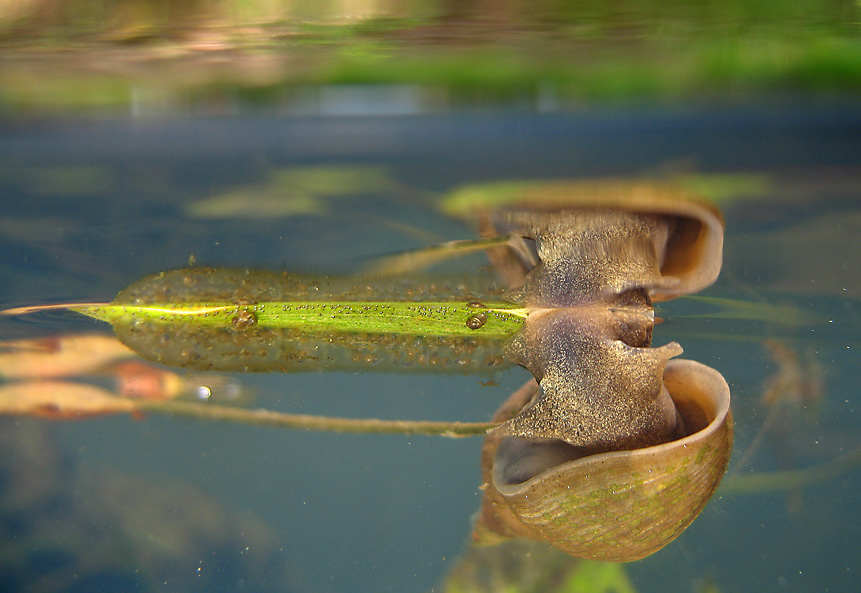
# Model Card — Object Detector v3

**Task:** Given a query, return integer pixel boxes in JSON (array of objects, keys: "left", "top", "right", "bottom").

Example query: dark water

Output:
[{"left": 1, "top": 104, "right": 859, "bottom": 593}]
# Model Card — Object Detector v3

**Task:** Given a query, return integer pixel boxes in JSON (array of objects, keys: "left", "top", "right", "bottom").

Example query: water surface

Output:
[{"left": 0, "top": 106, "right": 859, "bottom": 593}]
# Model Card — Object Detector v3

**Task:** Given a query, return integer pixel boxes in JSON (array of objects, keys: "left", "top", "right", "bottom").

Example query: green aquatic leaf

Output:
[
  {"left": 71, "top": 300, "right": 524, "bottom": 372},
  {"left": 73, "top": 300, "right": 526, "bottom": 339},
  {"left": 67, "top": 267, "right": 524, "bottom": 373}
]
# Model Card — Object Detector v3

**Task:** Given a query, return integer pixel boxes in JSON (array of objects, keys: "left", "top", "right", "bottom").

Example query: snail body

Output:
[{"left": 497, "top": 306, "right": 685, "bottom": 452}]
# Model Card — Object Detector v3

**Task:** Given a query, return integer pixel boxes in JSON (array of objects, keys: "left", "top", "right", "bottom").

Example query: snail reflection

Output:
[{"left": 2, "top": 182, "right": 732, "bottom": 562}]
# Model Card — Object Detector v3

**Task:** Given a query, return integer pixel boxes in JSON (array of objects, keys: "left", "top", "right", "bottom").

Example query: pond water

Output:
[{"left": 0, "top": 104, "right": 859, "bottom": 593}]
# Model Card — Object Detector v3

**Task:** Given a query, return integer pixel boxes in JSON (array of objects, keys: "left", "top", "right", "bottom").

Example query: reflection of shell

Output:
[
  {"left": 454, "top": 180, "right": 724, "bottom": 302},
  {"left": 475, "top": 359, "right": 732, "bottom": 562}
]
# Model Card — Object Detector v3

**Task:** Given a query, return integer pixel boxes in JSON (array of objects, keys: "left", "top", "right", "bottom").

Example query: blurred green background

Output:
[{"left": 1, "top": 0, "right": 858, "bottom": 111}]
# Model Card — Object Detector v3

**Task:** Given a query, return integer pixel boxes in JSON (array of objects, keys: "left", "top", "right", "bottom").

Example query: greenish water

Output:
[{"left": 0, "top": 105, "right": 859, "bottom": 592}]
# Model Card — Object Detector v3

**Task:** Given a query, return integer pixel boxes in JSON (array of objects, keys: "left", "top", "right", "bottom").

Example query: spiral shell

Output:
[{"left": 474, "top": 358, "right": 732, "bottom": 562}]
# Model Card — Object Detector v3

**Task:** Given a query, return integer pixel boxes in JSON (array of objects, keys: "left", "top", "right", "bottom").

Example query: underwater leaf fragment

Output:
[
  {"left": 0, "top": 381, "right": 135, "bottom": 418},
  {"left": 441, "top": 180, "right": 544, "bottom": 216},
  {"left": 0, "top": 334, "right": 136, "bottom": 379}
]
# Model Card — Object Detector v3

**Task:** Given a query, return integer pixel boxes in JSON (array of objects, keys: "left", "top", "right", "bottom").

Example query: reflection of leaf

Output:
[
  {"left": 187, "top": 165, "right": 396, "bottom": 219},
  {"left": 0, "top": 335, "right": 135, "bottom": 379},
  {"left": 270, "top": 166, "right": 395, "bottom": 196},
  {"left": 440, "top": 176, "right": 771, "bottom": 218},
  {"left": 672, "top": 173, "right": 771, "bottom": 203},
  {"left": 0, "top": 381, "right": 135, "bottom": 418},
  {"left": 187, "top": 189, "right": 324, "bottom": 218},
  {"left": 442, "top": 178, "right": 706, "bottom": 216},
  {"left": 442, "top": 180, "right": 543, "bottom": 216}
]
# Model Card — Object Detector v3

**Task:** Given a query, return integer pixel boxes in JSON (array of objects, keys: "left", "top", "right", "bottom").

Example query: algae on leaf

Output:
[{"left": 71, "top": 267, "right": 524, "bottom": 373}]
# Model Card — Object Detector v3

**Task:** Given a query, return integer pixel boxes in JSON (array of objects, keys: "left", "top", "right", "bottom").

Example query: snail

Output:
[
  {"left": 454, "top": 180, "right": 732, "bottom": 561},
  {"left": 474, "top": 358, "right": 732, "bottom": 562}
]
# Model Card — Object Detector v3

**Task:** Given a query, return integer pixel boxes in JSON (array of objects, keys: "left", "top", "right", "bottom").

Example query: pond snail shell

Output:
[{"left": 473, "top": 358, "right": 732, "bottom": 562}]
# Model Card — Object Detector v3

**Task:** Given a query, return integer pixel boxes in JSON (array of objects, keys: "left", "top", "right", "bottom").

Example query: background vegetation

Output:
[{"left": 1, "top": 0, "right": 858, "bottom": 111}]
